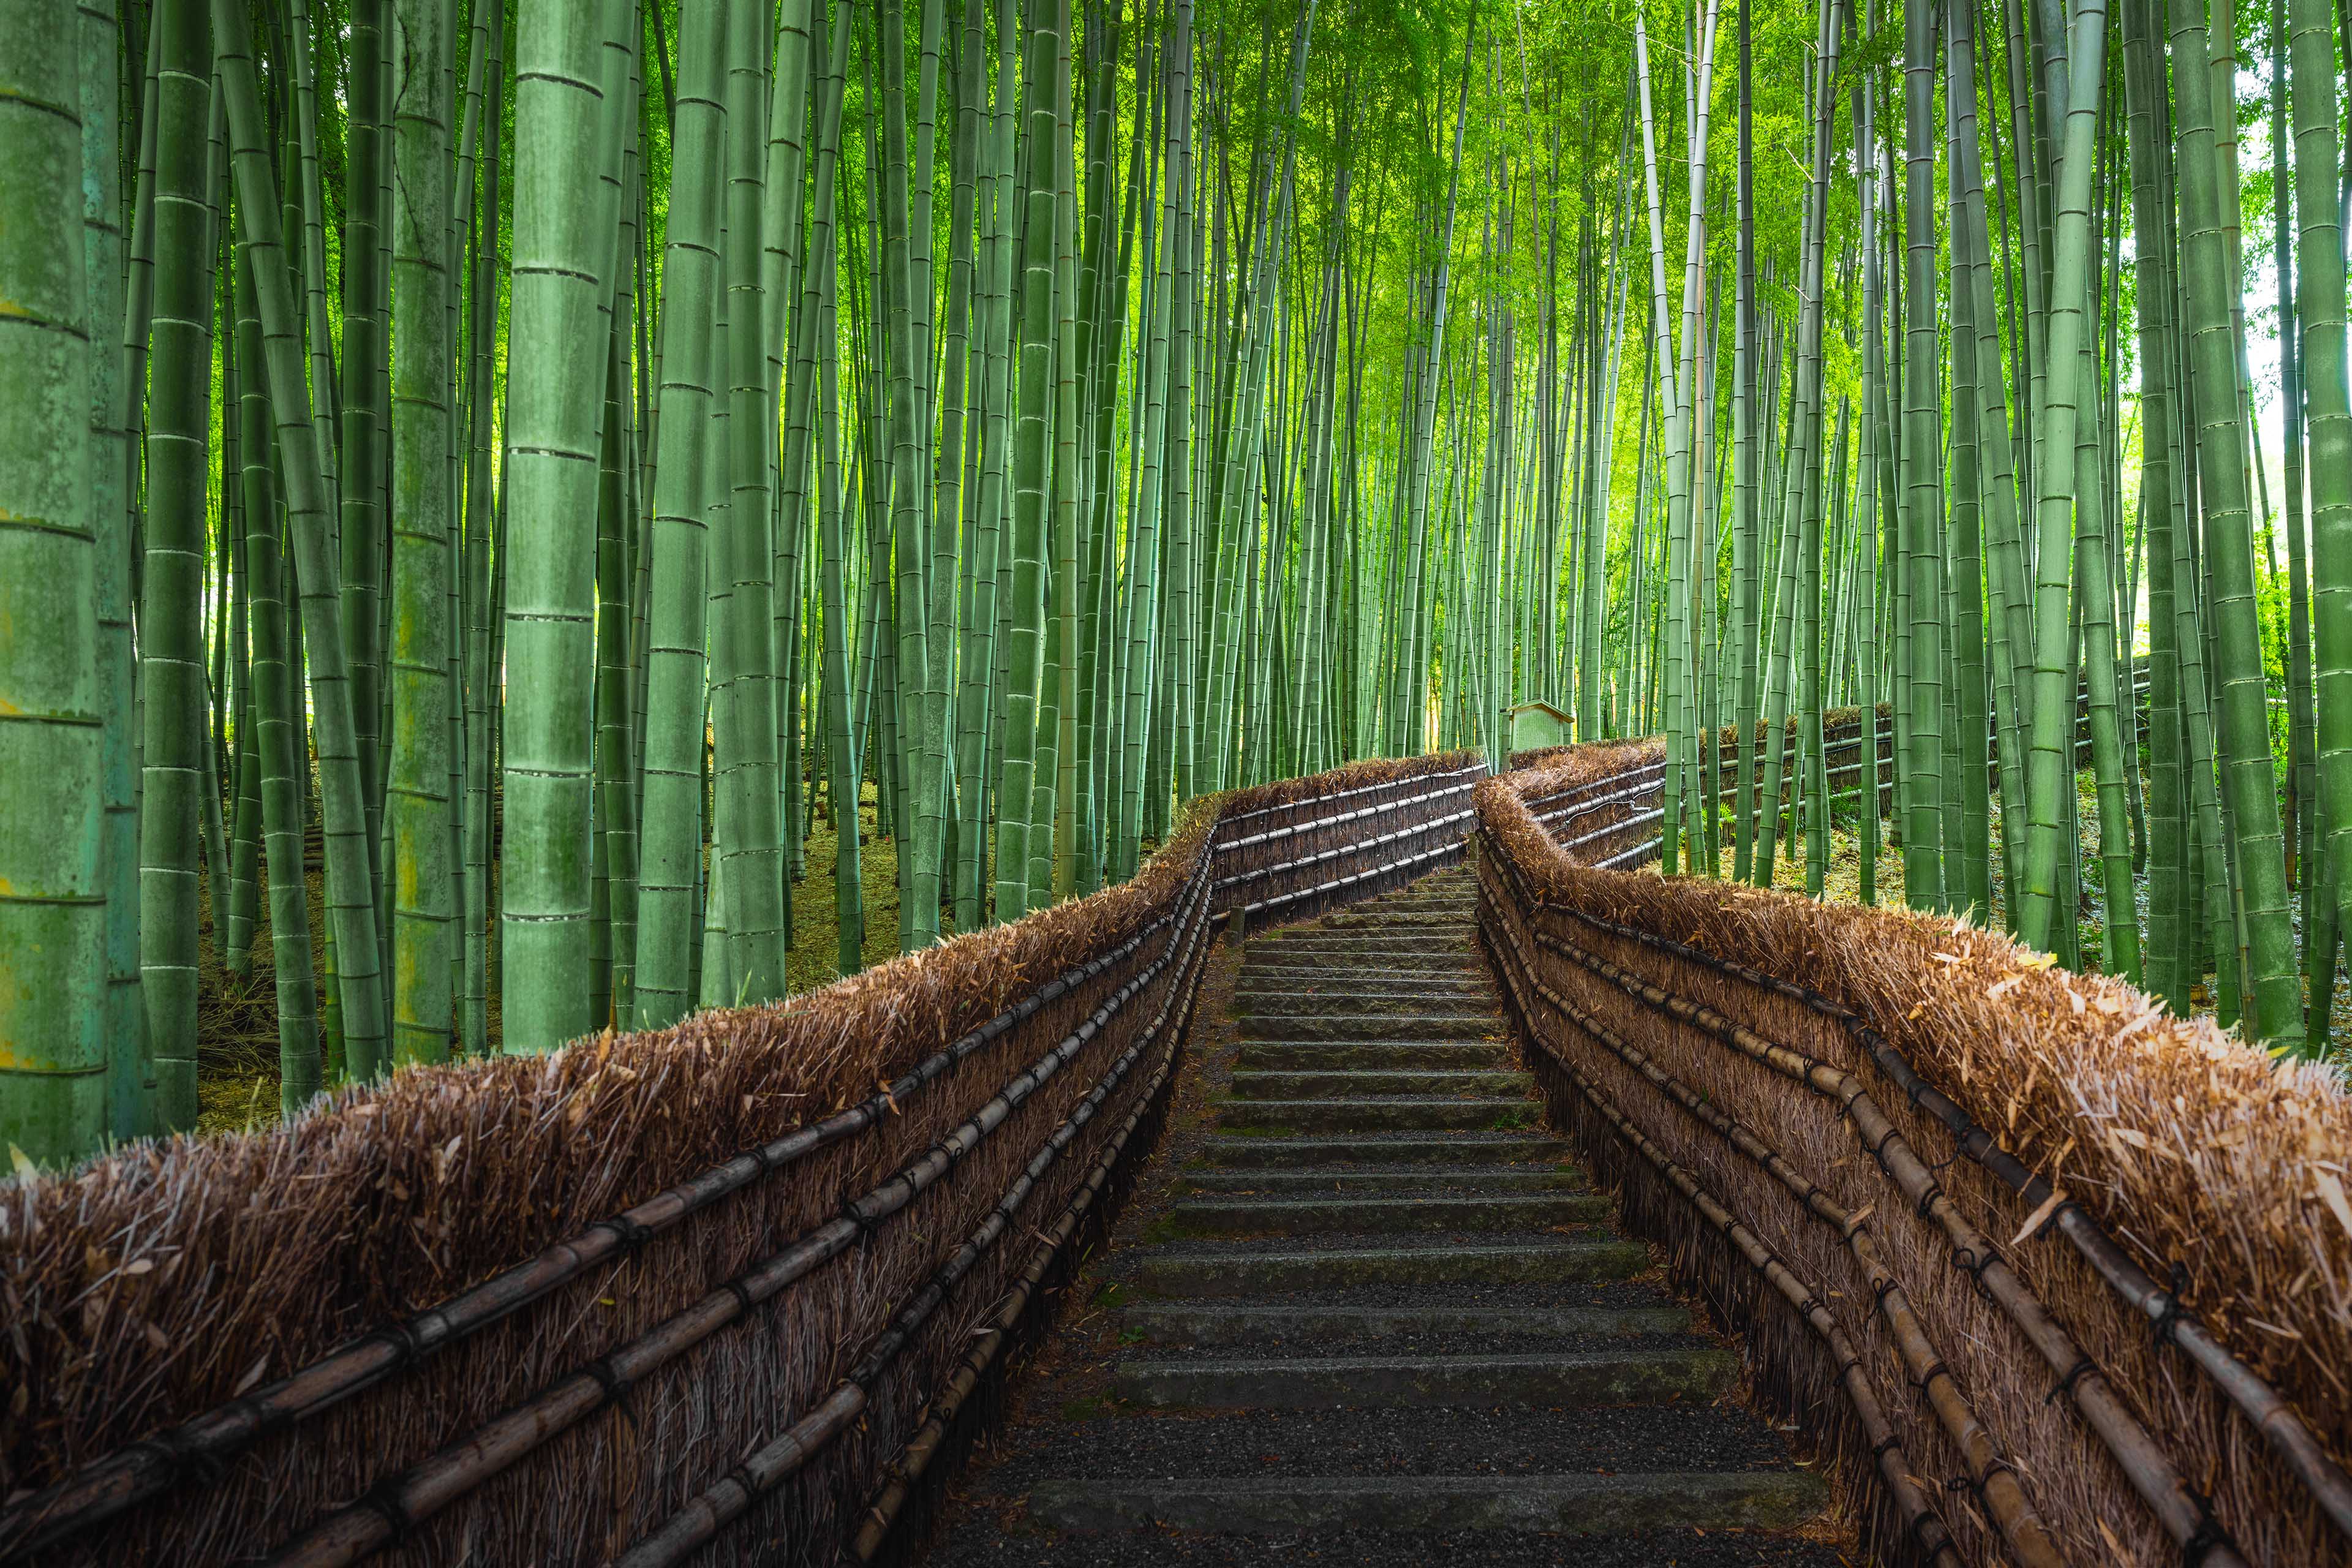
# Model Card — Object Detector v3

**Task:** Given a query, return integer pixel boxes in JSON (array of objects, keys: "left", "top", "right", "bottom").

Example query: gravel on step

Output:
[
  {"left": 1186, "top": 1280, "right": 1684, "bottom": 1311},
  {"left": 1119, "top": 1329, "right": 1709, "bottom": 1362},
  {"left": 977, "top": 1403, "right": 1808, "bottom": 1486},
  {"left": 1134, "top": 1230, "right": 1593, "bottom": 1256},
  {"left": 927, "top": 1525, "right": 1845, "bottom": 1568}
]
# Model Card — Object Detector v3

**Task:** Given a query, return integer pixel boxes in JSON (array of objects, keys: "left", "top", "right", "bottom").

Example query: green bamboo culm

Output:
[
  {"left": 635, "top": 0, "right": 731, "bottom": 1027},
  {"left": 2166, "top": 0, "right": 2302, "bottom": 1044},
  {"left": 2289, "top": 0, "right": 2352, "bottom": 1053},
  {"left": 388, "top": 0, "right": 456, "bottom": 1068},
  {"left": 716, "top": 0, "right": 786, "bottom": 995},
  {"left": 0, "top": 0, "right": 109, "bottom": 1166},
  {"left": 212, "top": 0, "right": 390, "bottom": 1085},
  {"left": 135, "top": 0, "right": 216, "bottom": 1129},
  {"left": 502, "top": 0, "right": 628, "bottom": 1052},
  {"left": 232, "top": 255, "right": 323, "bottom": 1116}
]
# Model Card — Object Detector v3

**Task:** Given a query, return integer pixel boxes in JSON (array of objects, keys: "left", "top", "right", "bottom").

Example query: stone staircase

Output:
[{"left": 925, "top": 867, "right": 1842, "bottom": 1567}]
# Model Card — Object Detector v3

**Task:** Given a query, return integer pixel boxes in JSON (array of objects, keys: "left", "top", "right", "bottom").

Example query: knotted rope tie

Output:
[
  {"left": 2045, "top": 1355, "right": 2097, "bottom": 1406},
  {"left": 2149, "top": 1261, "right": 2193, "bottom": 1348},
  {"left": 355, "top": 1474, "right": 419, "bottom": 1548},
  {"left": 581, "top": 1356, "right": 638, "bottom": 1430},
  {"left": 2180, "top": 1487, "right": 2237, "bottom": 1567}
]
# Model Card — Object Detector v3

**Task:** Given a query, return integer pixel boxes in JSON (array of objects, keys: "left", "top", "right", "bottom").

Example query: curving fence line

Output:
[
  {"left": 1476, "top": 739, "right": 2352, "bottom": 1568},
  {"left": 0, "top": 752, "right": 1479, "bottom": 1568}
]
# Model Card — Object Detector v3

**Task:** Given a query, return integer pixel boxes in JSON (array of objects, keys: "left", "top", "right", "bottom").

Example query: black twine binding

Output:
[
  {"left": 360, "top": 1319, "right": 429, "bottom": 1378},
  {"left": 2045, "top": 1356, "right": 2097, "bottom": 1404},
  {"left": 582, "top": 1356, "right": 637, "bottom": 1428},
  {"left": 1956, "top": 1245, "right": 2004, "bottom": 1300},
  {"left": 126, "top": 1420, "right": 234, "bottom": 1489},
  {"left": 355, "top": 1474, "right": 418, "bottom": 1547},
  {"left": 2180, "top": 1488, "right": 2234, "bottom": 1567},
  {"left": 598, "top": 1212, "right": 655, "bottom": 1253},
  {"left": 2150, "top": 1262, "right": 2192, "bottom": 1347}
]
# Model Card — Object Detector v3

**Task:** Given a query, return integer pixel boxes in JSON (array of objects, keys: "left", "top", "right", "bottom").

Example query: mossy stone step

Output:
[
  {"left": 1130, "top": 1237, "right": 1649, "bottom": 1295},
  {"left": 1171, "top": 1165, "right": 1584, "bottom": 1195},
  {"left": 1216, "top": 1097, "right": 1539, "bottom": 1134},
  {"left": 1120, "top": 1300, "right": 1690, "bottom": 1344},
  {"left": 1232, "top": 987, "right": 1486, "bottom": 1025},
  {"left": 1193, "top": 1133, "right": 1572, "bottom": 1167},
  {"left": 1316, "top": 910, "right": 1480, "bottom": 930},
  {"left": 1234, "top": 973, "right": 1488, "bottom": 996},
  {"left": 1158, "top": 1192, "right": 1608, "bottom": 1237},
  {"left": 1237, "top": 957, "right": 1488, "bottom": 982},
  {"left": 1109, "top": 1348, "right": 1738, "bottom": 1409},
  {"left": 1227, "top": 1068, "right": 1532, "bottom": 1099},
  {"left": 1234, "top": 1041, "right": 1515, "bottom": 1071},
  {"left": 1254, "top": 932, "right": 1479, "bottom": 953},
  {"left": 1022, "top": 1471, "right": 1829, "bottom": 1536},
  {"left": 1236, "top": 1011, "right": 1499, "bottom": 1042}
]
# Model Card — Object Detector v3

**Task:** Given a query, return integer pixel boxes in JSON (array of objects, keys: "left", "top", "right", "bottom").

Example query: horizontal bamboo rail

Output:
[
  {"left": 1481, "top": 895, "right": 1969, "bottom": 1568},
  {"left": 1477, "top": 741, "right": 2352, "bottom": 1568},
  {"left": 1586, "top": 903, "right": 2352, "bottom": 1548}
]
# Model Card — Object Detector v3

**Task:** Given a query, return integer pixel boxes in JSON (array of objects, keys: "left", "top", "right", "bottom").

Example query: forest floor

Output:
[
  {"left": 190, "top": 764, "right": 2345, "bottom": 1140},
  {"left": 1740, "top": 767, "right": 2352, "bottom": 1063},
  {"left": 194, "top": 783, "right": 915, "bottom": 1137}
]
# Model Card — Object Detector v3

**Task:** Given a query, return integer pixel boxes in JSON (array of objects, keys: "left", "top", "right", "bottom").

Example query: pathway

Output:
[{"left": 925, "top": 867, "right": 1847, "bottom": 1567}]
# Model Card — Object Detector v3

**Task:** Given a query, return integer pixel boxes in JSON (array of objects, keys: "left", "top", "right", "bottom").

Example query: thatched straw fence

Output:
[
  {"left": 1477, "top": 739, "right": 2352, "bottom": 1568},
  {"left": 0, "top": 752, "right": 1480, "bottom": 1568}
]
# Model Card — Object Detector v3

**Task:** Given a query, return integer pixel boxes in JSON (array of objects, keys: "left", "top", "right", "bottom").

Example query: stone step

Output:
[
  {"left": 1228, "top": 1068, "right": 1532, "bottom": 1100},
  {"left": 1243, "top": 949, "right": 1484, "bottom": 971},
  {"left": 1110, "top": 1347, "right": 1738, "bottom": 1410},
  {"left": 1216, "top": 1097, "right": 1538, "bottom": 1134},
  {"left": 1234, "top": 1041, "right": 1515, "bottom": 1071},
  {"left": 1131, "top": 1237, "right": 1649, "bottom": 1295},
  {"left": 1022, "top": 1470, "right": 1828, "bottom": 1537},
  {"left": 1237, "top": 1011, "right": 1499, "bottom": 1042},
  {"left": 1233, "top": 973, "right": 1489, "bottom": 997},
  {"left": 1316, "top": 910, "right": 1479, "bottom": 930},
  {"left": 1194, "top": 1133, "right": 1572, "bottom": 1168},
  {"left": 1120, "top": 1300, "right": 1692, "bottom": 1345},
  {"left": 1237, "top": 958, "right": 1488, "bottom": 983},
  {"left": 1235, "top": 992, "right": 1495, "bottom": 1021},
  {"left": 1158, "top": 1193, "right": 1608, "bottom": 1237},
  {"left": 1172, "top": 1165, "right": 1584, "bottom": 1195},
  {"left": 1254, "top": 933, "right": 1478, "bottom": 955},
  {"left": 1238, "top": 950, "right": 1482, "bottom": 972}
]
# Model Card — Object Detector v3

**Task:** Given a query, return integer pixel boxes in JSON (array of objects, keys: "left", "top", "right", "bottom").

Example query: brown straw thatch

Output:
[
  {"left": 1477, "top": 741, "right": 2352, "bottom": 1568},
  {"left": 0, "top": 751, "right": 1477, "bottom": 1566}
]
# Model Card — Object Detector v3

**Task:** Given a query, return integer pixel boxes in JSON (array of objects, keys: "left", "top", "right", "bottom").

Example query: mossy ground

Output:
[
  {"left": 1729, "top": 766, "right": 2352, "bottom": 1063},
  {"left": 194, "top": 783, "right": 914, "bottom": 1137},
  {"left": 187, "top": 760, "right": 2345, "bottom": 1139}
]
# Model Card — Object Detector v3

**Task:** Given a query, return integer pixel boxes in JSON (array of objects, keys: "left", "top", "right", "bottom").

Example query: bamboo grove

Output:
[{"left": 3, "top": 0, "right": 2349, "bottom": 1164}]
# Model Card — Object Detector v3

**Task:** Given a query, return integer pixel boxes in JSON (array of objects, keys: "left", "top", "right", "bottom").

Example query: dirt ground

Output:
[{"left": 189, "top": 765, "right": 2345, "bottom": 1140}]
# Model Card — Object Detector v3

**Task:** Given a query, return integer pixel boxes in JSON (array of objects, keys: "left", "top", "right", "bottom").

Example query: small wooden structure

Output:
[{"left": 1507, "top": 699, "right": 1572, "bottom": 753}]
